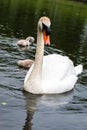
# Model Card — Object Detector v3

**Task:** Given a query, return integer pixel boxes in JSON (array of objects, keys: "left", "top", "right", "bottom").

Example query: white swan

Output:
[
  {"left": 24, "top": 16, "right": 83, "bottom": 94},
  {"left": 17, "top": 36, "right": 34, "bottom": 47}
]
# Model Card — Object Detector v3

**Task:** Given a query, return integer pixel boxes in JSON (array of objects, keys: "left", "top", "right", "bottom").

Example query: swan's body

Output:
[
  {"left": 17, "top": 36, "right": 34, "bottom": 47},
  {"left": 18, "top": 59, "right": 34, "bottom": 68},
  {"left": 24, "top": 17, "right": 83, "bottom": 94}
]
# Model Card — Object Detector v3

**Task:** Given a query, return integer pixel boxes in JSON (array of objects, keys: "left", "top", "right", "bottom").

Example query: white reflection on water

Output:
[{"left": 23, "top": 91, "right": 74, "bottom": 130}]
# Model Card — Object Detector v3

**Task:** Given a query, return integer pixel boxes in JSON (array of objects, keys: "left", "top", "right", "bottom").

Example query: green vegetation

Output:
[{"left": 0, "top": 0, "right": 87, "bottom": 37}]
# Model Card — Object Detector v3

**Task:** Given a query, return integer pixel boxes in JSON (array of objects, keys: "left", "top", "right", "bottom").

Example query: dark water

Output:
[{"left": 0, "top": 0, "right": 87, "bottom": 130}]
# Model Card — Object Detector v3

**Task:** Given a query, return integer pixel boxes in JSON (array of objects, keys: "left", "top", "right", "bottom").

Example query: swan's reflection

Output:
[
  {"left": 23, "top": 92, "right": 41, "bottom": 130},
  {"left": 23, "top": 90, "right": 74, "bottom": 130}
]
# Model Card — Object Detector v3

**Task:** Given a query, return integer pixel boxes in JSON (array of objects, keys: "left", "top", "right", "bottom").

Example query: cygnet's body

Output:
[{"left": 17, "top": 36, "right": 34, "bottom": 47}]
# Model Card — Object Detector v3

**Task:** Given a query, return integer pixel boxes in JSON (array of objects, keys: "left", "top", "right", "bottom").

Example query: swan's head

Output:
[
  {"left": 26, "top": 37, "right": 35, "bottom": 43},
  {"left": 38, "top": 16, "right": 51, "bottom": 45}
]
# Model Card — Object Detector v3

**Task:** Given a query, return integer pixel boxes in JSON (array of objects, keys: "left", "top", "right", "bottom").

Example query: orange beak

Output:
[{"left": 43, "top": 30, "right": 50, "bottom": 45}]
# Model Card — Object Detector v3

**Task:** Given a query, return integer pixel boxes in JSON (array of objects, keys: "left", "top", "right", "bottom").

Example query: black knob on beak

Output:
[{"left": 42, "top": 23, "right": 51, "bottom": 36}]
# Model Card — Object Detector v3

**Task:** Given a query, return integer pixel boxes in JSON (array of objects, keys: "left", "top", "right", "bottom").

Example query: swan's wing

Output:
[
  {"left": 41, "top": 54, "right": 78, "bottom": 93},
  {"left": 75, "top": 64, "right": 83, "bottom": 75},
  {"left": 42, "top": 54, "right": 76, "bottom": 81}
]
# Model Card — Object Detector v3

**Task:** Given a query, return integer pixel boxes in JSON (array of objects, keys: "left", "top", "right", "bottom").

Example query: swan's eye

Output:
[{"left": 42, "top": 23, "right": 51, "bottom": 35}]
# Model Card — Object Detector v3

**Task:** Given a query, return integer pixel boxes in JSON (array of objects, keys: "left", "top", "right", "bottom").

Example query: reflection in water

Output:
[
  {"left": 80, "top": 19, "right": 87, "bottom": 44},
  {"left": 23, "top": 91, "right": 74, "bottom": 130},
  {"left": 23, "top": 92, "right": 41, "bottom": 130},
  {"left": 76, "top": 19, "right": 87, "bottom": 68}
]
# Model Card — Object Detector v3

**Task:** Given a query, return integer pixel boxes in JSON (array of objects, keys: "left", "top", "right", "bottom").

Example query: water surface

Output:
[{"left": 0, "top": 0, "right": 87, "bottom": 130}]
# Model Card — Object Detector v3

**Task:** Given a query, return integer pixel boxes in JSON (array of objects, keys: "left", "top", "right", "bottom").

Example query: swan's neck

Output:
[
  {"left": 35, "top": 29, "right": 44, "bottom": 71},
  {"left": 29, "top": 28, "right": 44, "bottom": 81}
]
